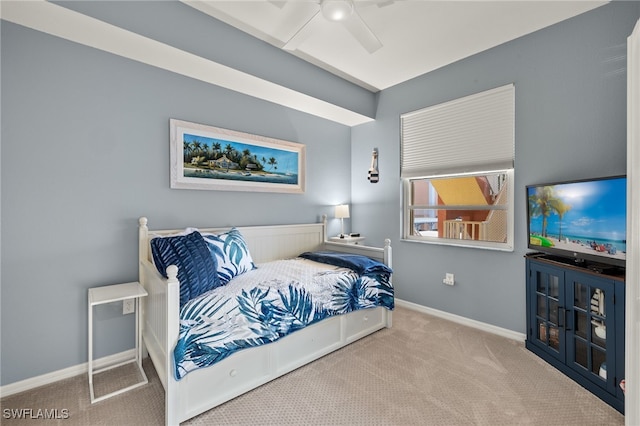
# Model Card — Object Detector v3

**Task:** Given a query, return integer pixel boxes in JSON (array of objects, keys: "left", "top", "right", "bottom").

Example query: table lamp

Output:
[{"left": 334, "top": 204, "right": 350, "bottom": 238}]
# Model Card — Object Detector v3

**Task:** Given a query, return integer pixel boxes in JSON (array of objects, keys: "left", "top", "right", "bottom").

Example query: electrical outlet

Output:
[
  {"left": 443, "top": 273, "right": 455, "bottom": 286},
  {"left": 123, "top": 299, "right": 135, "bottom": 315}
]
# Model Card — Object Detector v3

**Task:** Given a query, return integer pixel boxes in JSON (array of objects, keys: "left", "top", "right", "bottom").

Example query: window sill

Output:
[{"left": 401, "top": 236, "right": 514, "bottom": 252}]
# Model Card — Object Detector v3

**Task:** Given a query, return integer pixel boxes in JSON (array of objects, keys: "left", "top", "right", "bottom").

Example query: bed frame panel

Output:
[{"left": 138, "top": 216, "right": 392, "bottom": 425}]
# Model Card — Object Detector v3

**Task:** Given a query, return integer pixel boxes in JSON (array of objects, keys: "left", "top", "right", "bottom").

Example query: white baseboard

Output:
[
  {"left": 0, "top": 349, "right": 136, "bottom": 398},
  {"left": 396, "top": 298, "right": 526, "bottom": 342},
  {"left": 1, "top": 302, "right": 524, "bottom": 398}
]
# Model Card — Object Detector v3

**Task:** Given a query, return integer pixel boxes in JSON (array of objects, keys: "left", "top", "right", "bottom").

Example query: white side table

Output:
[
  {"left": 329, "top": 236, "right": 366, "bottom": 245},
  {"left": 88, "top": 282, "right": 148, "bottom": 403}
]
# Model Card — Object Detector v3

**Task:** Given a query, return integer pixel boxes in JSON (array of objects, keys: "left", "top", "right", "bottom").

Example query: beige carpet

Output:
[{"left": 0, "top": 306, "right": 624, "bottom": 425}]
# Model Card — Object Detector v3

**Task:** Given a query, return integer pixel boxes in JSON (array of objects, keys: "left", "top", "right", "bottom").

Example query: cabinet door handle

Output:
[
  {"left": 558, "top": 307, "right": 564, "bottom": 328},
  {"left": 558, "top": 306, "right": 567, "bottom": 329},
  {"left": 558, "top": 307, "right": 572, "bottom": 331}
]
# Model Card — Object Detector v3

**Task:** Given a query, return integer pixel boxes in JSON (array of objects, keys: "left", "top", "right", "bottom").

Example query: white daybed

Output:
[{"left": 138, "top": 216, "right": 392, "bottom": 425}]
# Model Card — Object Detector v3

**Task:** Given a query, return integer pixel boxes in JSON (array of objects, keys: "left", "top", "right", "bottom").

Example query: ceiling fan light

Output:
[{"left": 321, "top": 0, "right": 354, "bottom": 22}]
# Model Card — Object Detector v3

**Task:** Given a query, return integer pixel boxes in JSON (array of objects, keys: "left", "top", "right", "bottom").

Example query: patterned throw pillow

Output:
[
  {"left": 150, "top": 230, "right": 221, "bottom": 306},
  {"left": 201, "top": 228, "right": 256, "bottom": 285}
]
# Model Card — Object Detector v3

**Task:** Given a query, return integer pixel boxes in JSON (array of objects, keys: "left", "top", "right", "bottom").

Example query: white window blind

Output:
[{"left": 401, "top": 84, "right": 515, "bottom": 178}]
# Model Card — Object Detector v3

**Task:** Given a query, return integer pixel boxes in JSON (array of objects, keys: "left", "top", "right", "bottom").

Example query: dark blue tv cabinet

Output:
[{"left": 525, "top": 253, "right": 625, "bottom": 413}]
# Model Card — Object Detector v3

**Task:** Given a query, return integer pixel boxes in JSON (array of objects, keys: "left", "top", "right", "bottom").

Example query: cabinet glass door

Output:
[
  {"left": 530, "top": 263, "right": 564, "bottom": 360},
  {"left": 567, "top": 272, "right": 614, "bottom": 391}
]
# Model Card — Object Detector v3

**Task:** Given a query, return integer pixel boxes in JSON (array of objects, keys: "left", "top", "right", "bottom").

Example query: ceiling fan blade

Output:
[
  {"left": 283, "top": 10, "right": 321, "bottom": 51},
  {"left": 343, "top": 11, "right": 382, "bottom": 54},
  {"left": 376, "top": 0, "right": 395, "bottom": 8}
]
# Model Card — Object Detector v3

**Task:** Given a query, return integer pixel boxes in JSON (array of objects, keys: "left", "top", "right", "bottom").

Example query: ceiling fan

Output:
[{"left": 278, "top": 0, "right": 385, "bottom": 54}]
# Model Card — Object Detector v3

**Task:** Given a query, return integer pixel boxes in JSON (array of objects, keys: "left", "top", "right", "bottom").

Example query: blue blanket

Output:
[
  {"left": 299, "top": 251, "right": 392, "bottom": 275},
  {"left": 174, "top": 257, "right": 393, "bottom": 379}
]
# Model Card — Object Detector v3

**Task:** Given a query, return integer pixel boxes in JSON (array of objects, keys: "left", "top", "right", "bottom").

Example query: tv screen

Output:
[{"left": 526, "top": 175, "right": 626, "bottom": 268}]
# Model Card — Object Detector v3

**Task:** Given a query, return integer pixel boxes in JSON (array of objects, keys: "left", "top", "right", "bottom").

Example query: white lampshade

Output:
[
  {"left": 334, "top": 204, "right": 350, "bottom": 219},
  {"left": 321, "top": 0, "right": 353, "bottom": 22},
  {"left": 335, "top": 204, "right": 350, "bottom": 237}
]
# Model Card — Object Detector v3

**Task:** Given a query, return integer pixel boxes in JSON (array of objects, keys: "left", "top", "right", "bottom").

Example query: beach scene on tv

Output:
[
  {"left": 182, "top": 133, "right": 299, "bottom": 185},
  {"left": 527, "top": 178, "right": 626, "bottom": 262}
]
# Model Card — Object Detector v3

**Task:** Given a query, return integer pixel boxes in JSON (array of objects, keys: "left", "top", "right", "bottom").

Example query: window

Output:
[
  {"left": 403, "top": 171, "right": 514, "bottom": 249},
  {"left": 401, "top": 84, "right": 514, "bottom": 250}
]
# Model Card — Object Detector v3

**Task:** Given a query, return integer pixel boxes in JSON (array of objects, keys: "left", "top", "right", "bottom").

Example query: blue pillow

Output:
[
  {"left": 201, "top": 228, "right": 256, "bottom": 285},
  {"left": 150, "top": 230, "right": 220, "bottom": 306}
]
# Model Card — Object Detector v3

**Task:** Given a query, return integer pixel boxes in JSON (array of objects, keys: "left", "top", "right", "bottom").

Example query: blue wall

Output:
[
  {"left": 0, "top": 2, "right": 359, "bottom": 385},
  {"left": 1, "top": 1, "right": 638, "bottom": 386},
  {"left": 351, "top": 2, "right": 639, "bottom": 330}
]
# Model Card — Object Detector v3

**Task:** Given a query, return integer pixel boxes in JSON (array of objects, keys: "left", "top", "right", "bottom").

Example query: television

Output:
[{"left": 526, "top": 175, "right": 626, "bottom": 269}]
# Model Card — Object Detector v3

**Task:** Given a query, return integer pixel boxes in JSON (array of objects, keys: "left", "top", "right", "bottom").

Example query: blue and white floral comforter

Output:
[{"left": 174, "top": 256, "right": 393, "bottom": 379}]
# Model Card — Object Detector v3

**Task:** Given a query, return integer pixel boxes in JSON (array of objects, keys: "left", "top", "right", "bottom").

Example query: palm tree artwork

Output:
[
  {"left": 267, "top": 156, "right": 278, "bottom": 171},
  {"left": 180, "top": 132, "right": 299, "bottom": 185}
]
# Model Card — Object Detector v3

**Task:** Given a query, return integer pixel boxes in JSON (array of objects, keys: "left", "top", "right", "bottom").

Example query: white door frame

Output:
[{"left": 625, "top": 18, "right": 640, "bottom": 426}]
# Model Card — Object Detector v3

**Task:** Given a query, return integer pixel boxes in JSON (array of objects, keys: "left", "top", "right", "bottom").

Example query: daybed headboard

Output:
[
  {"left": 138, "top": 215, "right": 391, "bottom": 276},
  {"left": 139, "top": 216, "right": 326, "bottom": 266},
  {"left": 212, "top": 222, "right": 326, "bottom": 263}
]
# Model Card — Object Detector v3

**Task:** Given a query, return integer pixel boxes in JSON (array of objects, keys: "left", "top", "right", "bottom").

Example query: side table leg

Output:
[{"left": 88, "top": 297, "right": 94, "bottom": 402}]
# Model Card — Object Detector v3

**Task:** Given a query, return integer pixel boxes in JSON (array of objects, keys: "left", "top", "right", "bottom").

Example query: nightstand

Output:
[
  {"left": 329, "top": 236, "right": 365, "bottom": 245},
  {"left": 88, "top": 281, "right": 148, "bottom": 403}
]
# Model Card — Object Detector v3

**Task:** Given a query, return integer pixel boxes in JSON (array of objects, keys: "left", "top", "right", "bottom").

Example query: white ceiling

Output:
[
  {"left": 0, "top": 1, "right": 612, "bottom": 126},
  {"left": 184, "top": 0, "right": 609, "bottom": 92}
]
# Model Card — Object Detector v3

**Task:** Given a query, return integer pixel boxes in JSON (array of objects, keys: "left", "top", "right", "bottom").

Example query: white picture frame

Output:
[{"left": 170, "top": 119, "right": 306, "bottom": 193}]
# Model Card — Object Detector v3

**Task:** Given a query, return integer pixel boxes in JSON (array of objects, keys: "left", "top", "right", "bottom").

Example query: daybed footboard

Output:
[{"left": 138, "top": 217, "right": 392, "bottom": 425}]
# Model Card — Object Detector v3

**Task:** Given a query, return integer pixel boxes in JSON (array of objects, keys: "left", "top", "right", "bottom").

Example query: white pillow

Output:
[{"left": 200, "top": 228, "right": 256, "bottom": 285}]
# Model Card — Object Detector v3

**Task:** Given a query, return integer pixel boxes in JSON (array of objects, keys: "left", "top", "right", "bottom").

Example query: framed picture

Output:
[{"left": 170, "top": 119, "right": 305, "bottom": 193}]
